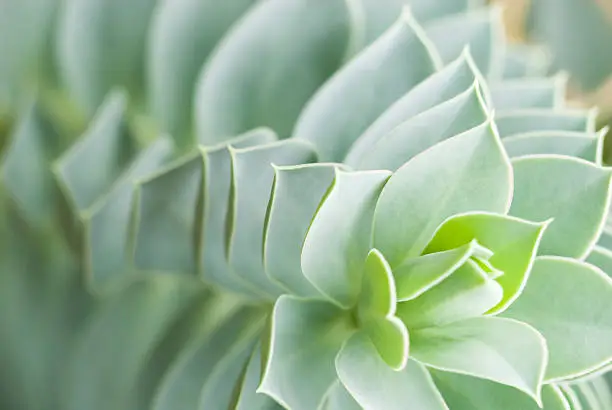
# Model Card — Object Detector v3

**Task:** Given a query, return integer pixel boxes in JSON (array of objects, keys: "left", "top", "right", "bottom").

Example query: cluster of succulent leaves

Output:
[{"left": 2, "top": 0, "right": 612, "bottom": 409}]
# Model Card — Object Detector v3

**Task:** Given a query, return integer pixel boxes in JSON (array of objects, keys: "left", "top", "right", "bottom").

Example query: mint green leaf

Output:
[
  {"left": 425, "top": 212, "right": 548, "bottom": 313},
  {"left": 509, "top": 155, "right": 612, "bottom": 259},
  {"left": 495, "top": 109, "right": 596, "bottom": 137},
  {"left": 301, "top": 169, "right": 391, "bottom": 308},
  {"left": 490, "top": 76, "right": 566, "bottom": 110},
  {"left": 151, "top": 307, "right": 264, "bottom": 410},
  {"left": 258, "top": 296, "right": 353, "bottom": 410},
  {"left": 502, "top": 131, "right": 601, "bottom": 162},
  {"left": 200, "top": 129, "right": 277, "bottom": 298},
  {"left": 502, "top": 44, "right": 551, "bottom": 79},
  {"left": 147, "top": 0, "right": 255, "bottom": 144},
  {"left": 345, "top": 50, "right": 488, "bottom": 166},
  {"left": 397, "top": 260, "right": 503, "bottom": 329},
  {"left": 503, "top": 256, "right": 612, "bottom": 381},
  {"left": 323, "top": 381, "right": 361, "bottom": 410},
  {"left": 394, "top": 241, "right": 490, "bottom": 301},
  {"left": 431, "top": 371, "right": 569, "bottom": 410},
  {"left": 133, "top": 153, "right": 202, "bottom": 274},
  {"left": 195, "top": 0, "right": 351, "bottom": 144},
  {"left": 598, "top": 224, "right": 612, "bottom": 251},
  {"left": 227, "top": 139, "right": 317, "bottom": 298},
  {"left": 587, "top": 246, "right": 612, "bottom": 279},
  {"left": 264, "top": 163, "right": 338, "bottom": 297},
  {"left": 335, "top": 331, "right": 449, "bottom": 410},
  {"left": 361, "top": 316, "right": 409, "bottom": 371},
  {"left": 84, "top": 137, "right": 173, "bottom": 287},
  {"left": 232, "top": 343, "right": 283, "bottom": 410},
  {"left": 57, "top": 0, "right": 157, "bottom": 113},
  {"left": 354, "top": 81, "right": 490, "bottom": 171},
  {"left": 294, "top": 9, "right": 440, "bottom": 161},
  {"left": 424, "top": 7, "right": 505, "bottom": 77},
  {"left": 54, "top": 91, "right": 135, "bottom": 211},
  {"left": 409, "top": 0, "right": 480, "bottom": 22},
  {"left": 559, "top": 384, "right": 583, "bottom": 410},
  {"left": 1, "top": 101, "right": 62, "bottom": 225},
  {"left": 411, "top": 317, "right": 547, "bottom": 403},
  {"left": 372, "top": 121, "right": 512, "bottom": 266}
]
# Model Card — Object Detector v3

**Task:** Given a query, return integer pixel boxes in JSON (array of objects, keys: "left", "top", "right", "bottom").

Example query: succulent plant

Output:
[{"left": 1, "top": 1, "right": 612, "bottom": 410}]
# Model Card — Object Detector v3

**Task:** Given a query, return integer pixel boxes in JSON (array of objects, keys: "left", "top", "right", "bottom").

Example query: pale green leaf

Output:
[
  {"left": 424, "top": 7, "right": 505, "bottom": 77},
  {"left": 361, "top": 316, "right": 409, "bottom": 371},
  {"left": 57, "top": 0, "right": 158, "bottom": 113},
  {"left": 195, "top": 0, "right": 352, "bottom": 144},
  {"left": 258, "top": 296, "right": 354, "bottom": 410},
  {"left": 133, "top": 153, "right": 202, "bottom": 274},
  {"left": 345, "top": 50, "right": 488, "bottom": 166},
  {"left": 503, "top": 257, "right": 612, "bottom": 381},
  {"left": 199, "top": 129, "right": 277, "bottom": 298},
  {"left": 425, "top": 212, "right": 548, "bottom": 314},
  {"left": 509, "top": 155, "right": 612, "bottom": 259},
  {"left": 335, "top": 331, "right": 449, "bottom": 410},
  {"left": 227, "top": 139, "right": 317, "bottom": 298},
  {"left": 54, "top": 91, "right": 135, "bottom": 212},
  {"left": 502, "top": 131, "right": 601, "bottom": 162},
  {"left": 372, "top": 121, "right": 512, "bottom": 267},
  {"left": 411, "top": 317, "right": 547, "bottom": 403},
  {"left": 397, "top": 259, "right": 503, "bottom": 329},
  {"left": 559, "top": 384, "right": 583, "bottom": 410},
  {"left": 431, "top": 371, "right": 570, "bottom": 410},
  {"left": 301, "top": 169, "right": 391, "bottom": 308},
  {"left": 232, "top": 344, "right": 283, "bottom": 410},
  {"left": 495, "top": 109, "right": 596, "bottom": 137},
  {"left": 354, "top": 82, "right": 490, "bottom": 171},
  {"left": 294, "top": 9, "right": 440, "bottom": 161},
  {"left": 264, "top": 163, "right": 338, "bottom": 297},
  {"left": 323, "top": 381, "right": 361, "bottom": 410},
  {"left": 501, "top": 44, "right": 551, "bottom": 79},
  {"left": 490, "top": 75, "right": 566, "bottom": 110},
  {"left": 84, "top": 137, "right": 173, "bottom": 287},
  {"left": 586, "top": 245, "right": 612, "bottom": 279},
  {"left": 147, "top": 0, "right": 255, "bottom": 144},
  {"left": 394, "top": 241, "right": 491, "bottom": 301}
]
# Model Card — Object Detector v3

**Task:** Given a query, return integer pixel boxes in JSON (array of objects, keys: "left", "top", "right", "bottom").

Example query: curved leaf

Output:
[
  {"left": 323, "top": 381, "right": 361, "bottom": 410},
  {"left": 501, "top": 44, "right": 551, "bottom": 79},
  {"left": 490, "top": 76, "right": 566, "bottom": 110},
  {"left": 503, "top": 257, "right": 612, "bottom": 382},
  {"left": 502, "top": 131, "right": 601, "bottom": 162},
  {"left": 336, "top": 331, "right": 449, "bottom": 410},
  {"left": 301, "top": 169, "right": 391, "bottom": 307},
  {"left": 294, "top": 8, "right": 440, "bottom": 161},
  {"left": 372, "top": 121, "right": 512, "bottom": 267},
  {"left": 232, "top": 343, "right": 283, "bottom": 410},
  {"left": 495, "top": 109, "right": 596, "bottom": 137},
  {"left": 411, "top": 317, "right": 548, "bottom": 403},
  {"left": 195, "top": 0, "right": 352, "bottom": 144},
  {"left": 509, "top": 155, "right": 612, "bottom": 259}
]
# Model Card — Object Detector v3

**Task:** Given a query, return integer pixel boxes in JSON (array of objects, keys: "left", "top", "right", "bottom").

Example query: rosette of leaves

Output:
[{"left": 1, "top": 0, "right": 612, "bottom": 410}]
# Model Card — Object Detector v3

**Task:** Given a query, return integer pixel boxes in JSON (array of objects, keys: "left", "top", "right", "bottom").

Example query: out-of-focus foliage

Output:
[{"left": 1, "top": 1, "right": 612, "bottom": 409}]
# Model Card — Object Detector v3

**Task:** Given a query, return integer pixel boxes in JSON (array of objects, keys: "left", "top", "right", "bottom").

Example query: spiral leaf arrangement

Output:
[{"left": 1, "top": 1, "right": 612, "bottom": 409}]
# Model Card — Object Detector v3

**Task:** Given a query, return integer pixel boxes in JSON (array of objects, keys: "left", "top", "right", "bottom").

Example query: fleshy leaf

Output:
[
  {"left": 503, "top": 257, "right": 612, "bottom": 381},
  {"left": 490, "top": 76, "right": 566, "bottom": 110},
  {"left": 501, "top": 44, "right": 551, "bottom": 79},
  {"left": 147, "top": 0, "right": 255, "bottom": 144},
  {"left": 54, "top": 91, "right": 135, "bottom": 212},
  {"left": 509, "top": 155, "right": 612, "bottom": 259},
  {"left": 200, "top": 129, "right": 277, "bottom": 298},
  {"left": 84, "top": 137, "right": 173, "bottom": 286},
  {"left": 301, "top": 169, "right": 391, "bottom": 308},
  {"left": 264, "top": 163, "right": 338, "bottom": 297},
  {"left": 354, "top": 81, "right": 490, "bottom": 171},
  {"left": 411, "top": 317, "right": 547, "bottom": 403},
  {"left": 335, "top": 331, "right": 449, "bottom": 410},
  {"left": 294, "top": 8, "right": 440, "bottom": 161},
  {"left": 345, "top": 49, "right": 487, "bottom": 165},
  {"left": 258, "top": 296, "right": 354, "bottom": 410},
  {"left": 495, "top": 109, "right": 596, "bottom": 137},
  {"left": 228, "top": 139, "right": 317, "bottom": 298},
  {"left": 425, "top": 212, "right": 548, "bottom": 313},
  {"left": 195, "top": 0, "right": 352, "bottom": 144},
  {"left": 502, "top": 131, "right": 600, "bottom": 162},
  {"left": 232, "top": 344, "right": 283, "bottom": 410},
  {"left": 394, "top": 241, "right": 490, "bottom": 301},
  {"left": 323, "top": 381, "right": 361, "bottom": 410},
  {"left": 431, "top": 370, "right": 570, "bottom": 410},
  {"left": 424, "top": 7, "right": 505, "bottom": 77},
  {"left": 397, "top": 259, "right": 503, "bottom": 329},
  {"left": 57, "top": 0, "right": 158, "bottom": 113},
  {"left": 133, "top": 153, "right": 202, "bottom": 274},
  {"left": 372, "top": 121, "right": 512, "bottom": 267},
  {"left": 586, "top": 246, "right": 612, "bottom": 279}
]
